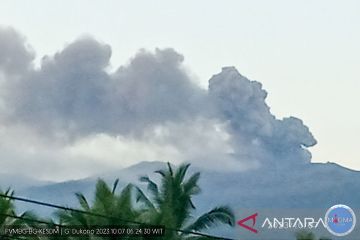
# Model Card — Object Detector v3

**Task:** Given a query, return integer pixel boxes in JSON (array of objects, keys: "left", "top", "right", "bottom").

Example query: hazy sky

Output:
[{"left": 0, "top": 0, "right": 359, "bottom": 178}]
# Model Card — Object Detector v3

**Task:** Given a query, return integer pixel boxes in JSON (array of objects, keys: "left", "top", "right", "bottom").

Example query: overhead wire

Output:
[{"left": 0, "top": 194, "right": 235, "bottom": 240}]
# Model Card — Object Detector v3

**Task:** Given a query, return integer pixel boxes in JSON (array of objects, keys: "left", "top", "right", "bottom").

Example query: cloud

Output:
[
  {"left": 0, "top": 28, "right": 317, "bottom": 180},
  {"left": 1, "top": 34, "right": 206, "bottom": 141},
  {"left": 0, "top": 27, "right": 34, "bottom": 76},
  {"left": 107, "top": 48, "right": 208, "bottom": 136},
  {"left": 209, "top": 67, "right": 317, "bottom": 167}
]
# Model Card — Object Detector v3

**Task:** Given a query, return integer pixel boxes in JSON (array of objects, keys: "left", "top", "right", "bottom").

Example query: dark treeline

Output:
[
  {"left": 0, "top": 163, "right": 328, "bottom": 240},
  {"left": 0, "top": 163, "right": 235, "bottom": 240}
]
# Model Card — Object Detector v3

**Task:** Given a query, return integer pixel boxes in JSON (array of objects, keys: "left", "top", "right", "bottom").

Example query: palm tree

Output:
[
  {"left": 295, "top": 230, "right": 317, "bottom": 240},
  {"left": 0, "top": 188, "right": 38, "bottom": 239},
  {"left": 135, "top": 163, "right": 235, "bottom": 240},
  {"left": 56, "top": 179, "right": 140, "bottom": 240}
]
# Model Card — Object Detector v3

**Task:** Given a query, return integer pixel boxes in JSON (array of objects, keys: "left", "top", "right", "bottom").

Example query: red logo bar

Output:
[{"left": 237, "top": 213, "right": 258, "bottom": 233}]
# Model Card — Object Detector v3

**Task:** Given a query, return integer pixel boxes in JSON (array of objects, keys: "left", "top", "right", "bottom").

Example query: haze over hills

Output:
[
  {"left": 8, "top": 160, "right": 359, "bottom": 239},
  {"left": 0, "top": 173, "right": 53, "bottom": 190},
  {"left": 15, "top": 160, "right": 360, "bottom": 210},
  {"left": 0, "top": 35, "right": 359, "bottom": 240},
  {"left": 2, "top": 67, "right": 357, "bottom": 217}
]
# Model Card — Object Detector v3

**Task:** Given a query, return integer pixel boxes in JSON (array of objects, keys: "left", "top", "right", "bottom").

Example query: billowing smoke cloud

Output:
[
  {"left": 108, "top": 48, "right": 208, "bottom": 136},
  {"left": 209, "top": 67, "right": 317, "bottom": 167},
  {"left": 0, "top": 27, "right": 317, "bottom": 179},
  {"left": 0, "top": 27, "right": 34, "bottom": 76},
  {"left": 1, "top": 28, "right": 206, "bottom": 140}
]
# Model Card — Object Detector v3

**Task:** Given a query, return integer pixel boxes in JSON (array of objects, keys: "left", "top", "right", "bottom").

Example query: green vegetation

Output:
[
  {"left": 0, "top": 188, "right": 36, "bottom": 228},
  {"left": 295, "top": 230, "right": 331, "bottom": 240},
  {"left": 0, "top": 163, "right": 235, "bottom": 240},
  {"left": 56, "top": 180, "right": 140, "bottom": 240},
  {"left": 134, "top": 163, "right": 235, "bottom": 240},
  {"left": 295, "top": 230, "right": 317, "bottom": 240},
  {"left": 0, "top": 188, "right": 40, "bottom": 240}
]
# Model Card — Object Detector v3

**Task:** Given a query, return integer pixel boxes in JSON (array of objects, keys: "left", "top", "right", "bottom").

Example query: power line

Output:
[
  {"left": 0, "top": 213, "right": 59, "bottom": 227},
  {"left": 0, "top": 212, "right": 233, "bottom": 240},
  {"left": 0, "top": 194, "right": 234, "bottom": 240}
]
